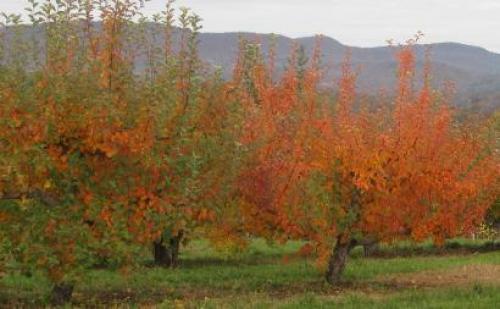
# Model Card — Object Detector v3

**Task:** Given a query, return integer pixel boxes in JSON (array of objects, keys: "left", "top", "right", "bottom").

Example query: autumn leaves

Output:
[
  {"left": 232, "top": 39, "right": 498, "bottom": 282},
  {"left": 0, "top": 0, "right": 498, "bottom": 304}
]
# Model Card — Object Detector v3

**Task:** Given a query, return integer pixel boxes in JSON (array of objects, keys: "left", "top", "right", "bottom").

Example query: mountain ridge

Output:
[
  {"left": 2, "top": 23, "right": 499, "bottom": 112},
  {"left": 193, "top": 30, "right": 500, "bottom": 112}
]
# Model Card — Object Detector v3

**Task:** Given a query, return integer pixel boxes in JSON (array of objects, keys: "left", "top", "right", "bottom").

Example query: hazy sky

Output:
[{"left": 1, "top": 0, "right": 499, "bottom": 53}]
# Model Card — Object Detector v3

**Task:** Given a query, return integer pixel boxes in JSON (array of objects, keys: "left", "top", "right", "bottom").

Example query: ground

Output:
[{"left": 0, "top": 238, "right": 499, "bottom": 308}]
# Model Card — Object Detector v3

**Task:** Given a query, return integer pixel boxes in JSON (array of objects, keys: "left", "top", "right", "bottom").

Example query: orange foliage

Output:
[
  {"left": 0, "top": 1, "right": 498, "bottom": 291},
  {"left": 231, "top": 40, "right": 323, "bottom": 241},
  {"left": 231, "top": 38, "right": 498, "bottom": 269}
]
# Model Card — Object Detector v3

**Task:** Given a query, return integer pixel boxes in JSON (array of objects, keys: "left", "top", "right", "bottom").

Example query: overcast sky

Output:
[{"left": 1, "top": 0, "right": 499, "bottom": 53}]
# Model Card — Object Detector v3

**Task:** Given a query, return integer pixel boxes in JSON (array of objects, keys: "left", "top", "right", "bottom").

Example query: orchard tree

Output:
[
  {"left": 0, "top": 0, "right": 237, "bottom": 303},
  {"left": 132, "top": 1, "right": 245, "bottom": 268},
  {"left": 230, "top": 37, "right": 498, "bottom": 285},
  {"left": 484, "top": 111, "right": 500, "bottom": 228},
  {"left": 226, "top": 38, "right": 324, "bottom": 246},
  {"left": 306, "top": 41, "right": 499, "bottom": 284}
]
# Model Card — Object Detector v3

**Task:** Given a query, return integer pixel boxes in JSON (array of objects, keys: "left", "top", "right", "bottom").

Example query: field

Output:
[
  {"left": 1, "top": 239, "right": 499, "bottom": 308},
  {"left": 0, "top": 1, "right": 499, "bottom": 308}
]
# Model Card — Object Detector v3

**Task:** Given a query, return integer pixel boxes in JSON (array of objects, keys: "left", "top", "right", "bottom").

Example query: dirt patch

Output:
[
  {"left": 379, "top": 264, "right": 500, "bottom": 289},
  {"left": 66, "top": 265, "right": 500, "bottom": 306}
]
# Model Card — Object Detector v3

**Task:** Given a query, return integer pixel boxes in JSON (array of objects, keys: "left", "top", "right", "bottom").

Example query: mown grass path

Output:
[{"left": 1, "top": 239, "right": 499, "bottom": 307}]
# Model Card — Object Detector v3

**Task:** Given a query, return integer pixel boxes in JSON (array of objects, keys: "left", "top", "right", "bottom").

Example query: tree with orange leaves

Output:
[
  {"left": 0, "top": 0, "right": 238, "bottom": 304},
  {"left": 226, "top": 38, "right": 324, "bottom": 245},
  {"left": 227, "top": 35, "right": 498, "bottom": 285},
  {"left": 299, "top": 38, "right": 499, "bottom": 284},
  {"left": 0, "top": 1, "right": 497, "bottom": 303}
]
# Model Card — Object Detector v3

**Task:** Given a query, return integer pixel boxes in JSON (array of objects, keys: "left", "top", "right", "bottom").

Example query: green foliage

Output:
[
  {"left": 0, "top": 1, "right": 238, "bottom": 296},
  {"left": 0, "top": 1, "right": 498, "bottom": 305}
]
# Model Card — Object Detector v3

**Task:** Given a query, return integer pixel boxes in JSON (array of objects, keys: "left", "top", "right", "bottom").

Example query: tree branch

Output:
[{"left": 0, "top": 189, "right": 60, "bottom": 207}]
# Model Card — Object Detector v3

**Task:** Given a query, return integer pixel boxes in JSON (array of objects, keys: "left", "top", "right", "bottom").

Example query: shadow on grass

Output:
[
  {"left": 2, "top": 239, "right": 498, "bottom": 307},
  {"left": 143, "top": 250, "right": 296, "bottom": 269},
  {"left": 365, "top": 240, "right": 500, "bottom": 258}
]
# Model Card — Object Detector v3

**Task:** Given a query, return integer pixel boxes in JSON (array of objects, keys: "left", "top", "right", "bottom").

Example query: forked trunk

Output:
[
  {"left": 153, "top": 239, "right": 172, "bottom": 267},
  {"left": 362, "top": 238, "right": 379, "bottom": 257},
  {"left": 50, "top": 282, "right": 74, "bottom": 306},
  {"left": 326, "top": 188, "right": 362, "bottom": 284},
  {"left": 153, "top": 230, "right": 183, "bottom": 268},
  {"left": 325, "top": 235, "right": 358, "bottom": 285},
  {"left": 170, "top": 232, "right": 182, "bottom": 267}
]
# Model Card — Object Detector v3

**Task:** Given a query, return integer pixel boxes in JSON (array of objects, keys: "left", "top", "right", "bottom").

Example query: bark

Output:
[
  {"left": 50, "top": 282, "right": 74, "bottom": 306},
  {"left": 361, "top": 238, "right": 379, "bottom": 257},
  {"left": 325, "top": 235, "right": 358, "bottom": 285},
  {"left": 0, "top": 189, "right": 59, "bottom": 206},
  {"left": 325, "top": 187, "right": 362, "bottom": 284},
  {"left": 363, "top": 242, "right": 379, "bottom": 257},
  {"left": 153, "top": 230, "right": 183, "bottom": 268},
  {"left": 153, "top": 239, "right": 171, "bottom": 267},
  {"left": 170, "top": 231, "right": 182, "bottom": 267}
]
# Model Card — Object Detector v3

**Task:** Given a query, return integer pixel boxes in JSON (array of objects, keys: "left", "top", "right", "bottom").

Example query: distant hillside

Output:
[
  {"left": 3, "top": 24, "right": 500, "bottom": 112},
  {"left": 194, "top": 31, "right": 500, "bottom": 112}
]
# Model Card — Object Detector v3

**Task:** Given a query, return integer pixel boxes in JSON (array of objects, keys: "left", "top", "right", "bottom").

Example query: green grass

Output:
[
  {"left": 182, "top": 285, "right": 500, "bottom": 309},
  {"left": 1, "top": 238, "right": 499, "bottom": 307},
  {"left": 344, "top": 250, "right": 500, "bottom": 280},
  {"left": 349, "top": 238, "right": 500, "bottom": 258}
]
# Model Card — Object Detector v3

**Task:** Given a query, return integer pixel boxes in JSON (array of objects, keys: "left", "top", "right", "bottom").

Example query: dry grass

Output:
[{"left": 380, "top": 263, "right": 500, "bottom": 288}]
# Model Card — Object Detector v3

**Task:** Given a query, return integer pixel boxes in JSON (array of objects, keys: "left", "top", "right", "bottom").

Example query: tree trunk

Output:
[
  {"left": 169, "top": 231, "right": 182, "bottom": 267},
  {"left": 153, "top": 230, "right": 183, "bottom": 268},
  {"left": 326, "top": 188, "right": 362, "bottom": 284},
  {"left": 325, "top": 235, "right": 358, "bottom": 285},
  {"left": 362, "top": 238, "right": 379, "bottom": 257},
  {"left": 363, "top": 242, "right": 379, "bottom": 257},
  {"left": 50, "top": 282, "right": 74, "bottom": 306},
  {"left": 153, "top": 239, "right": 172, "bottom": 267}
]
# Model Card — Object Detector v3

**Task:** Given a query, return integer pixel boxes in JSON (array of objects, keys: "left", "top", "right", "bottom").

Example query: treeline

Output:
[{"left": 0, "top": 0, "right": 498, "bottom": 305}]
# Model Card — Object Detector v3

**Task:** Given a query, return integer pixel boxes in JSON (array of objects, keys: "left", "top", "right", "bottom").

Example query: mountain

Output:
[
  {"left": 194, "top": 31, "right": 500, "bottom": 112},
  {"left": 3, "top": 24, "right": 500, "bottom": 112}
]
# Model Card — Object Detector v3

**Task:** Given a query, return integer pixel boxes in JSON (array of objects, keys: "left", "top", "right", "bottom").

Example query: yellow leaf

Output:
[{"left": 44, "top": 180, "right": 52, "bottom": 189}]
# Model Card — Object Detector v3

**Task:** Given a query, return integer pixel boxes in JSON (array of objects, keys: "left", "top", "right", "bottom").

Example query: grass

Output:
[
  {"left": 182, "top": 285, "right": 500, "bottom": 309},
  {"left": 351, "top": 238, "right": 500, "bottom": 258},
  {"left": 1, "top": 238, "right": 499, "bottom": 307}
]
